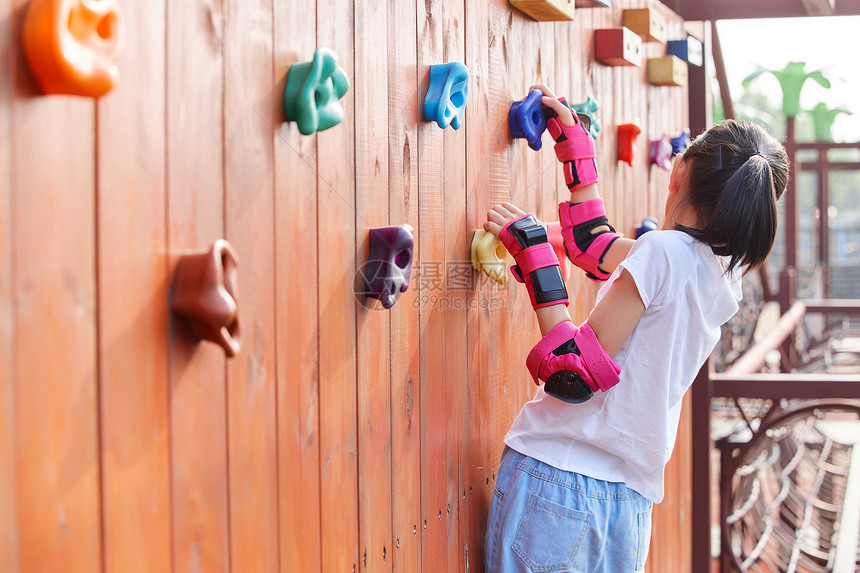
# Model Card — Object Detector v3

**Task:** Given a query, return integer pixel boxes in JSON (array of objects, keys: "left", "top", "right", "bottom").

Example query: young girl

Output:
[{"left": 482, "top": 86, "right": 788, "bottom": 572}]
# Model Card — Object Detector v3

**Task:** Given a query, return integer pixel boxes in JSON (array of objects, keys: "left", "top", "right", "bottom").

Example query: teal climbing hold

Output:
[
  {"left": 284, "top": 47, "right": 350, "bottom": 135},
  {"left": 571, "top": 96, "right": 600, "bottom": 139}
]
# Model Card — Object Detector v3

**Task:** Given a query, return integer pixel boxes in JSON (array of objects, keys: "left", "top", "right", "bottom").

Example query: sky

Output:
[{"left": 716, "top": 16, "right": 860, "bottom": 141}]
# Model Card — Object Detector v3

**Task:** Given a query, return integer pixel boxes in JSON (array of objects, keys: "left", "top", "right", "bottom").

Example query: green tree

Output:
[
  {"left": 742, "top": 61, "right": 831, "bottom": 118},
  {"left": 808, "top": 102, "right": 852, "bottom": 142}
]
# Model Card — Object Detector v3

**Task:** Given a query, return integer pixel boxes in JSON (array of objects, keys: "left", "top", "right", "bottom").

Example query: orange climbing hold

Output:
[{"left": 22, "top": 0, "right": 124, "bottom": 97}]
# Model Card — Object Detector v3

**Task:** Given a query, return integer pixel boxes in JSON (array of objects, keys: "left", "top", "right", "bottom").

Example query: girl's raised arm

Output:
[
  {"left": 539, "top": 92, "right": 635, "bottom": 279},
  {"left": 485, "top": 203, "right": 643, "bottom": 403}
]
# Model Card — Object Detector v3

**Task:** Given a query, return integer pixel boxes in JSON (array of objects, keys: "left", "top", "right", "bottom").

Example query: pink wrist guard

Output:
[
  {"left": 545, "top": 101, "right": 599, "bottom": 192},
  {"left": 526, "top": 321, "right": 620, "bottom": 403},
  {"left": 558, "top": 198, "right": 619, "bottom": 282},
  {"left": 499, "top": 214, "right": 569, "bottom": 310}
]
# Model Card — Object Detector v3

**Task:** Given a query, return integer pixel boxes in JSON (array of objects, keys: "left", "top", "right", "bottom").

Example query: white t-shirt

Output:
[{"left": 504, "top": 230, "right": 742, "bottom": 503}]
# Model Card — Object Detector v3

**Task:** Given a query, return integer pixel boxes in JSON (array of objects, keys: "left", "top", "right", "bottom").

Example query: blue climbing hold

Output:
[
  {"left": 671, "top": 128, "right": 691, "bottom": 156},
  {"left": 636, "top": 216, "right": 658, "bottom": 238},
  {"left": 424, "top": 62, "right": 469, "bottom": 130},
  {"left": 509, "top": 89, "right": 547, "bottom": 150}
]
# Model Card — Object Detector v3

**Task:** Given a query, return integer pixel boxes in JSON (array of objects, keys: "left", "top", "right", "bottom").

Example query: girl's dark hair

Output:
[{"left": 677, "top": 119, "right": 789, "bottom": 273}]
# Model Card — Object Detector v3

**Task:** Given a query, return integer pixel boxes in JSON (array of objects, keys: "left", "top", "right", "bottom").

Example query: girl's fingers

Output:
[
  {"left": 485, "top": 206, "right": 514, "bottom": 237},
  {"left": 501, "top": 202, "right": 526, "bottom": 217},
  {"left": 486, "top": 208, "right": 509, "bottom": 226},
  {"left": 487, "top": 204, "right": 510, "bottom": 220},
  {"left": 541, "top": 97, "right": 575, "bottom": 126},
  {"left": 485, "top": 202, "right": 529, "bottom": 238},
  {"left": 487, "top": 206, "right": 503, "bottom": 219},
  {"left": 484, "top": 220, "right": 503, "bottom": 236},
  {"left": 529, "top": 83, "right": 557, "bottom": 99}
]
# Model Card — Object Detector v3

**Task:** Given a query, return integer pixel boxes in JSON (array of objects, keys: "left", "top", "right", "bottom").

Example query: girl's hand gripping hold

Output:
[{"left": 484, "top": 203, "right": 568, "bottom": 311}]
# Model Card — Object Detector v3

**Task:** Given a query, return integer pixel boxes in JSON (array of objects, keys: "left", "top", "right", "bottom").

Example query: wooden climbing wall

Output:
[{"left": 0, "top": 0, "right": 698, "bottom": 571}]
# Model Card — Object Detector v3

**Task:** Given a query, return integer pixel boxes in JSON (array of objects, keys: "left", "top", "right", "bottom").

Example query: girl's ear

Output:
[{"left": 668, "top": 154, "right": 688, "bottom": 194}]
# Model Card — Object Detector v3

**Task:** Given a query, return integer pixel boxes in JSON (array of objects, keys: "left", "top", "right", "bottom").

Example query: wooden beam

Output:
[
  {"left": 711, "top": 20, "right": 734, "bottom": 120},
  {"left": 726, "top": 301, "right": 806, "bottom": 375},
  {"left": 802, "top": 299, "right": 860, "bottom": 313},
  {"left": 674, "top": 0, "right": 860, "bottom": 20},
  {"left": 690, "top": 365, "right": 714, "bottom": 573},
  {"left": 712, "top": 374, "right": 860, "bottom": 398},
  {"left": 797, "top": 161, "right": 860, "bottom": 171},
  {"left": 801, "top": 0, "right": 835, "bottom": 15},
  {"left": 832, "top": 433, "right": 860, "bottom": 572}
]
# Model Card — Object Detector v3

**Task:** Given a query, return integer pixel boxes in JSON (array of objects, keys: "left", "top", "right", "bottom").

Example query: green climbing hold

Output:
[{"left": 284, "top": 47, "right": 350, "bottom": 135}]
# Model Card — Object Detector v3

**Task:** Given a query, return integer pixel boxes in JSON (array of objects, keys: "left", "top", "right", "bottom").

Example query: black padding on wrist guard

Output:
[
  {"left": 508, "top": 215, "right": 548, "bottom": 250},
  {"left": 530, "top": 266, "right": 567, "bottom": 305},
  {"left": 572, "top": 216, "right": 617, "bottom": 252},
  {"left": 545, "top": 371, "right": 594, "bottom": 403}
]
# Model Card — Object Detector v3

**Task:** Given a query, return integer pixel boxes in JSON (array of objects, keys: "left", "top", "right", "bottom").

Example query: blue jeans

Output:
[{"left": 485, "top": 447, "right": 653, "bottom": 572}]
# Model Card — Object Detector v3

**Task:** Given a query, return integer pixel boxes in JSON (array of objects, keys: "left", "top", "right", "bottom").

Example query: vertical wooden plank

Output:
[
  {"left": 273, "top": 3, "right": 322, "bottom": 573},
  {"left": 166, "top": 0, "right": 231, "bottom": 571},
  {"left": 536, "top": 21, "right": 559, "bottom": 225},
  {"left": 647, "top": 6, "right": 691, "bottom": 571},
  {"left": 585, "top": 3, "right": 612, "bottom": 315},
  {"left": 506, "top": 8, "right": 528, "bottom": 217},
  {"left": 505, "top": 6, "right": 543, "bottom": 434},
  {"left": 441, "top": 16, "right": 469, "bottom": 560},
  {"left": 387, "top": 0, "right": 421, "bottom": 570},
  {"left": 620, "top": 0, "right": 641, "bottom": 244},
  {"left": 416, "top": 1, "right": 464, "bottom": 570},
  {"left": 316, "top": 0, "right": 359, "bottom": 569},
  {"left": 464, "top": 0, "right": 513, "bottom": 568},
  {"left": 0, "top": 0, "right": 17, "bottom": 567},
  {"left": 505, "top": 6, "right": 534, "bottom": 406},
  {"left": 580, "top": 8, "right": 602, "bottom": 316},
  {"left": 595, "top": 0, "right": 620, "bottom": 275},
  {"left": 557, "top": 8, "right": 598, "bottom": 323},
  {"left": 97, "top": 0, "right": 171, "bottom": 570},
  {"left": 12, "top": 2, "right": 101, "bottom": 570},
  {"left": 652, "top": 2, "right": 681, "bottom": 225},
  {"left": 553, "top": 17, "right": 578, "bottom": 320},
  {"left": 354, "top": 0, "right": 393, "bottom": 571},
  {"left": 463, "top": 0, "right": 489, "bottom": 566},
  {"left": 222, "top": 0, "right": 278, "bottom": 571},
  {"left": 647, "top": 392, "right": 693, "bottom": 573}
]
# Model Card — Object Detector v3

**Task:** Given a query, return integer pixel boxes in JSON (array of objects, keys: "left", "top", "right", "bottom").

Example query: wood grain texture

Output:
[
  {"left": 354, "top": 0, "right": 394, "bottom": 571},
  {"left": 464, "top": 0, "right": 517, "bottom": 568},
  {"left": 554, "top": 15, "right": 584, "bottom": 322},
  {"left": 273, "top": 2, "right": 322, "bottom": 572},
  {"left": 166, "top": 1, "right": 231, "bottom": 571},
  {"left": 222, "top": 0, "right": 278, "bottom": 570},
  {"left": 536, "top": 20, "right": 559, "bottom": 227},
  {"left": 644, "top": 6, "right": 691, "bottom": 572},
  {"left": 12, "top": 1, "right": 101, "bottom": 569},
  {"left": 505, "top": 4, "right": 543, "bottom": 446},
  {"left": 0, "top": 0, "right": 17, "bottom": 568},
  {"left": 463, "top": 0, "right": 491, "bottom": 564},
  {"left": 1, "top": 0, "right": 700, "bottom": 570},
  {"left": 97, "top": 0, "right": 171, "bottom": 570},
  {"left": 438, "top": 4, "right": 469, "bottom": 571},
  {"left": 416, "top": 1, "right": 470, "bottom": 571},
  {"left": 316, "top": 0, "right": 359, "bottom": 570},
  {"left": 387, "top": 0, "right": 422, "bottom": 570}
]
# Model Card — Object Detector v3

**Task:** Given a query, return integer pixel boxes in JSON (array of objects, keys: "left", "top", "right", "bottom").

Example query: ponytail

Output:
[{"left": 676, "top": 120, "right": 789, "bottom": 273}]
